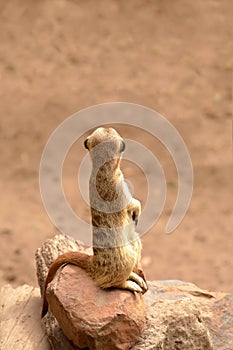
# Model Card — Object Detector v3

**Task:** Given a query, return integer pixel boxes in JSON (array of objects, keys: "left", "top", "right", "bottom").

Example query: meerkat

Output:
[{"left": 41, "top": 127, "right": 147, "bottom": 318}]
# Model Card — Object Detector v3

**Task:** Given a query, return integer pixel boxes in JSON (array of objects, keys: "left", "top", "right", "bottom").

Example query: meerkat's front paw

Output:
[
  {"left": 129, "top": 271, "right": 148, "bottom": 292},
  {"left": 127, "top": 198, "right": 141, "bottom": 226}
]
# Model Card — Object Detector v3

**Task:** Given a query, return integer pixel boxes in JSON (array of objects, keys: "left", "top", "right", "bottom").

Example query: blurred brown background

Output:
[{"left": 0, "top": 0, "right": 232, "bottom": 292}]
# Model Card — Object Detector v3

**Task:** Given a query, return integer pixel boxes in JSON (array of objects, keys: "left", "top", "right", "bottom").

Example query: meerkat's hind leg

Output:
[
  {"left": 117, "top": 280, "right": 143, "bottom": 293},
  {"left": 136, "top": 268, "right": 148, "bottom": 294},
  {"left": 115, "top": 273, "right": 147, "bottom": 293},
  {"left": 129, "top": 271, "right": 148, "bottom": 292}
]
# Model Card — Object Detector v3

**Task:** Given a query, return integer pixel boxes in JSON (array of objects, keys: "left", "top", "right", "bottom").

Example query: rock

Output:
[
  {"left": 35, "top": 233, "right": 92, "bottom": 296},
  {"left": 36, "top": 234, "right": 146, "bottom": 350},
  {"left": 0, "top": 284, "right": 50, "bottom": 350},
  {"left": 134, "top": 281, "right": 213, "bottom": 350},
  {"left": 205, "top": 293, "right": 233, "bottom": 349},
  {"left": 46, "top": 264, "right": 146, "bottom": 350},
  {"left": 135, "top": 280, "right": 233, "bottom": 350},
  {"left": 35, "top": 233, "right": 91, "bottom": 349},
  {"left": 36, "top": 234, "right": 233, "bottom": 350}
]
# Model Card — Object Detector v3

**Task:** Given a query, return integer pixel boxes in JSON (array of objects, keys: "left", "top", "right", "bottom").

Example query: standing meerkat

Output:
[{"left": 42, "top": 127, "right": 147, "bottom": 317}]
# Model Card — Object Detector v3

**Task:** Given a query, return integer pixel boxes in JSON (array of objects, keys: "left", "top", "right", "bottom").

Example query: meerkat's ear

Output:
[
  {"left": 120, "top": 140, "right": 125, "bottom": 153},
  {"left": 84, "top": 138, "right": 89, "bottom": 150}
]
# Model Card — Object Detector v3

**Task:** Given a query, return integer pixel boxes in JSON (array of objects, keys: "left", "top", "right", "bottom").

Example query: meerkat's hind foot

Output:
[
  {"left": 118, "top": 280, "right": 143, "bottom": 293},
  {"left": 129, "top": 272, "right": 148, "bottom": 292}
]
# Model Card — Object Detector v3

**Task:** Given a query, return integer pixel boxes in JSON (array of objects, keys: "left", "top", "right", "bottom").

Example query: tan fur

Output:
[{"left": 41, "top": 127, "right": 147, "bottom": 318}]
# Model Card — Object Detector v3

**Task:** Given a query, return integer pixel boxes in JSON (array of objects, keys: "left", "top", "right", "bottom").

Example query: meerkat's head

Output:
[{"left": 84, "top": 127, "right": 125, "bottom": 163}]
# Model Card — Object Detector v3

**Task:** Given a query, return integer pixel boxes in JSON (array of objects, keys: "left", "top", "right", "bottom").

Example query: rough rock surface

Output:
[
  {"left": 35, "top": 234, "right": 92, "bottom": 349},
  {"left": 35, "top": 233, "right": 92, "bottom": 296},
  {"left": 47, "top": 264, "right": 146, "bottom": 350},
  {"left": 35, "top": 234, "right": 233, "bottom": 350},
  {"left": 0, "top": 284, "right": 50, "bottom": 350},
  {"left": 135, "top": 281, "right": 214, "bottom": 350},
  {"left": 1, "top": 281, "right": 233, "bottom": 350}
]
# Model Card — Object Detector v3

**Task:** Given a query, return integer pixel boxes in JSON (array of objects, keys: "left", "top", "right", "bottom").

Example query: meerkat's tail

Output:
[{"left": 41, "top": 251, "right": 90, "bottom": 318}]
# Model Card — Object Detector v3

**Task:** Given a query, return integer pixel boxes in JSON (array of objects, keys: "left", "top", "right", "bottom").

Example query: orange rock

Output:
[{"left": 46, "top": 264, "right": 146, "bottom": 350}]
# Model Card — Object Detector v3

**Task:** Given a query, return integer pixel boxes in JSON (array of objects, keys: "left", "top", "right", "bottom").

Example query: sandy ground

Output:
[{"left": 0, "top": 0, "right": 232, "bottom": 292}]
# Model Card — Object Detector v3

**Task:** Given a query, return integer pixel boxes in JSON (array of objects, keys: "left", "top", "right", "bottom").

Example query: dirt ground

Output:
[{"left": 0, "top": 0, "right": 232, "bottom": 293}]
